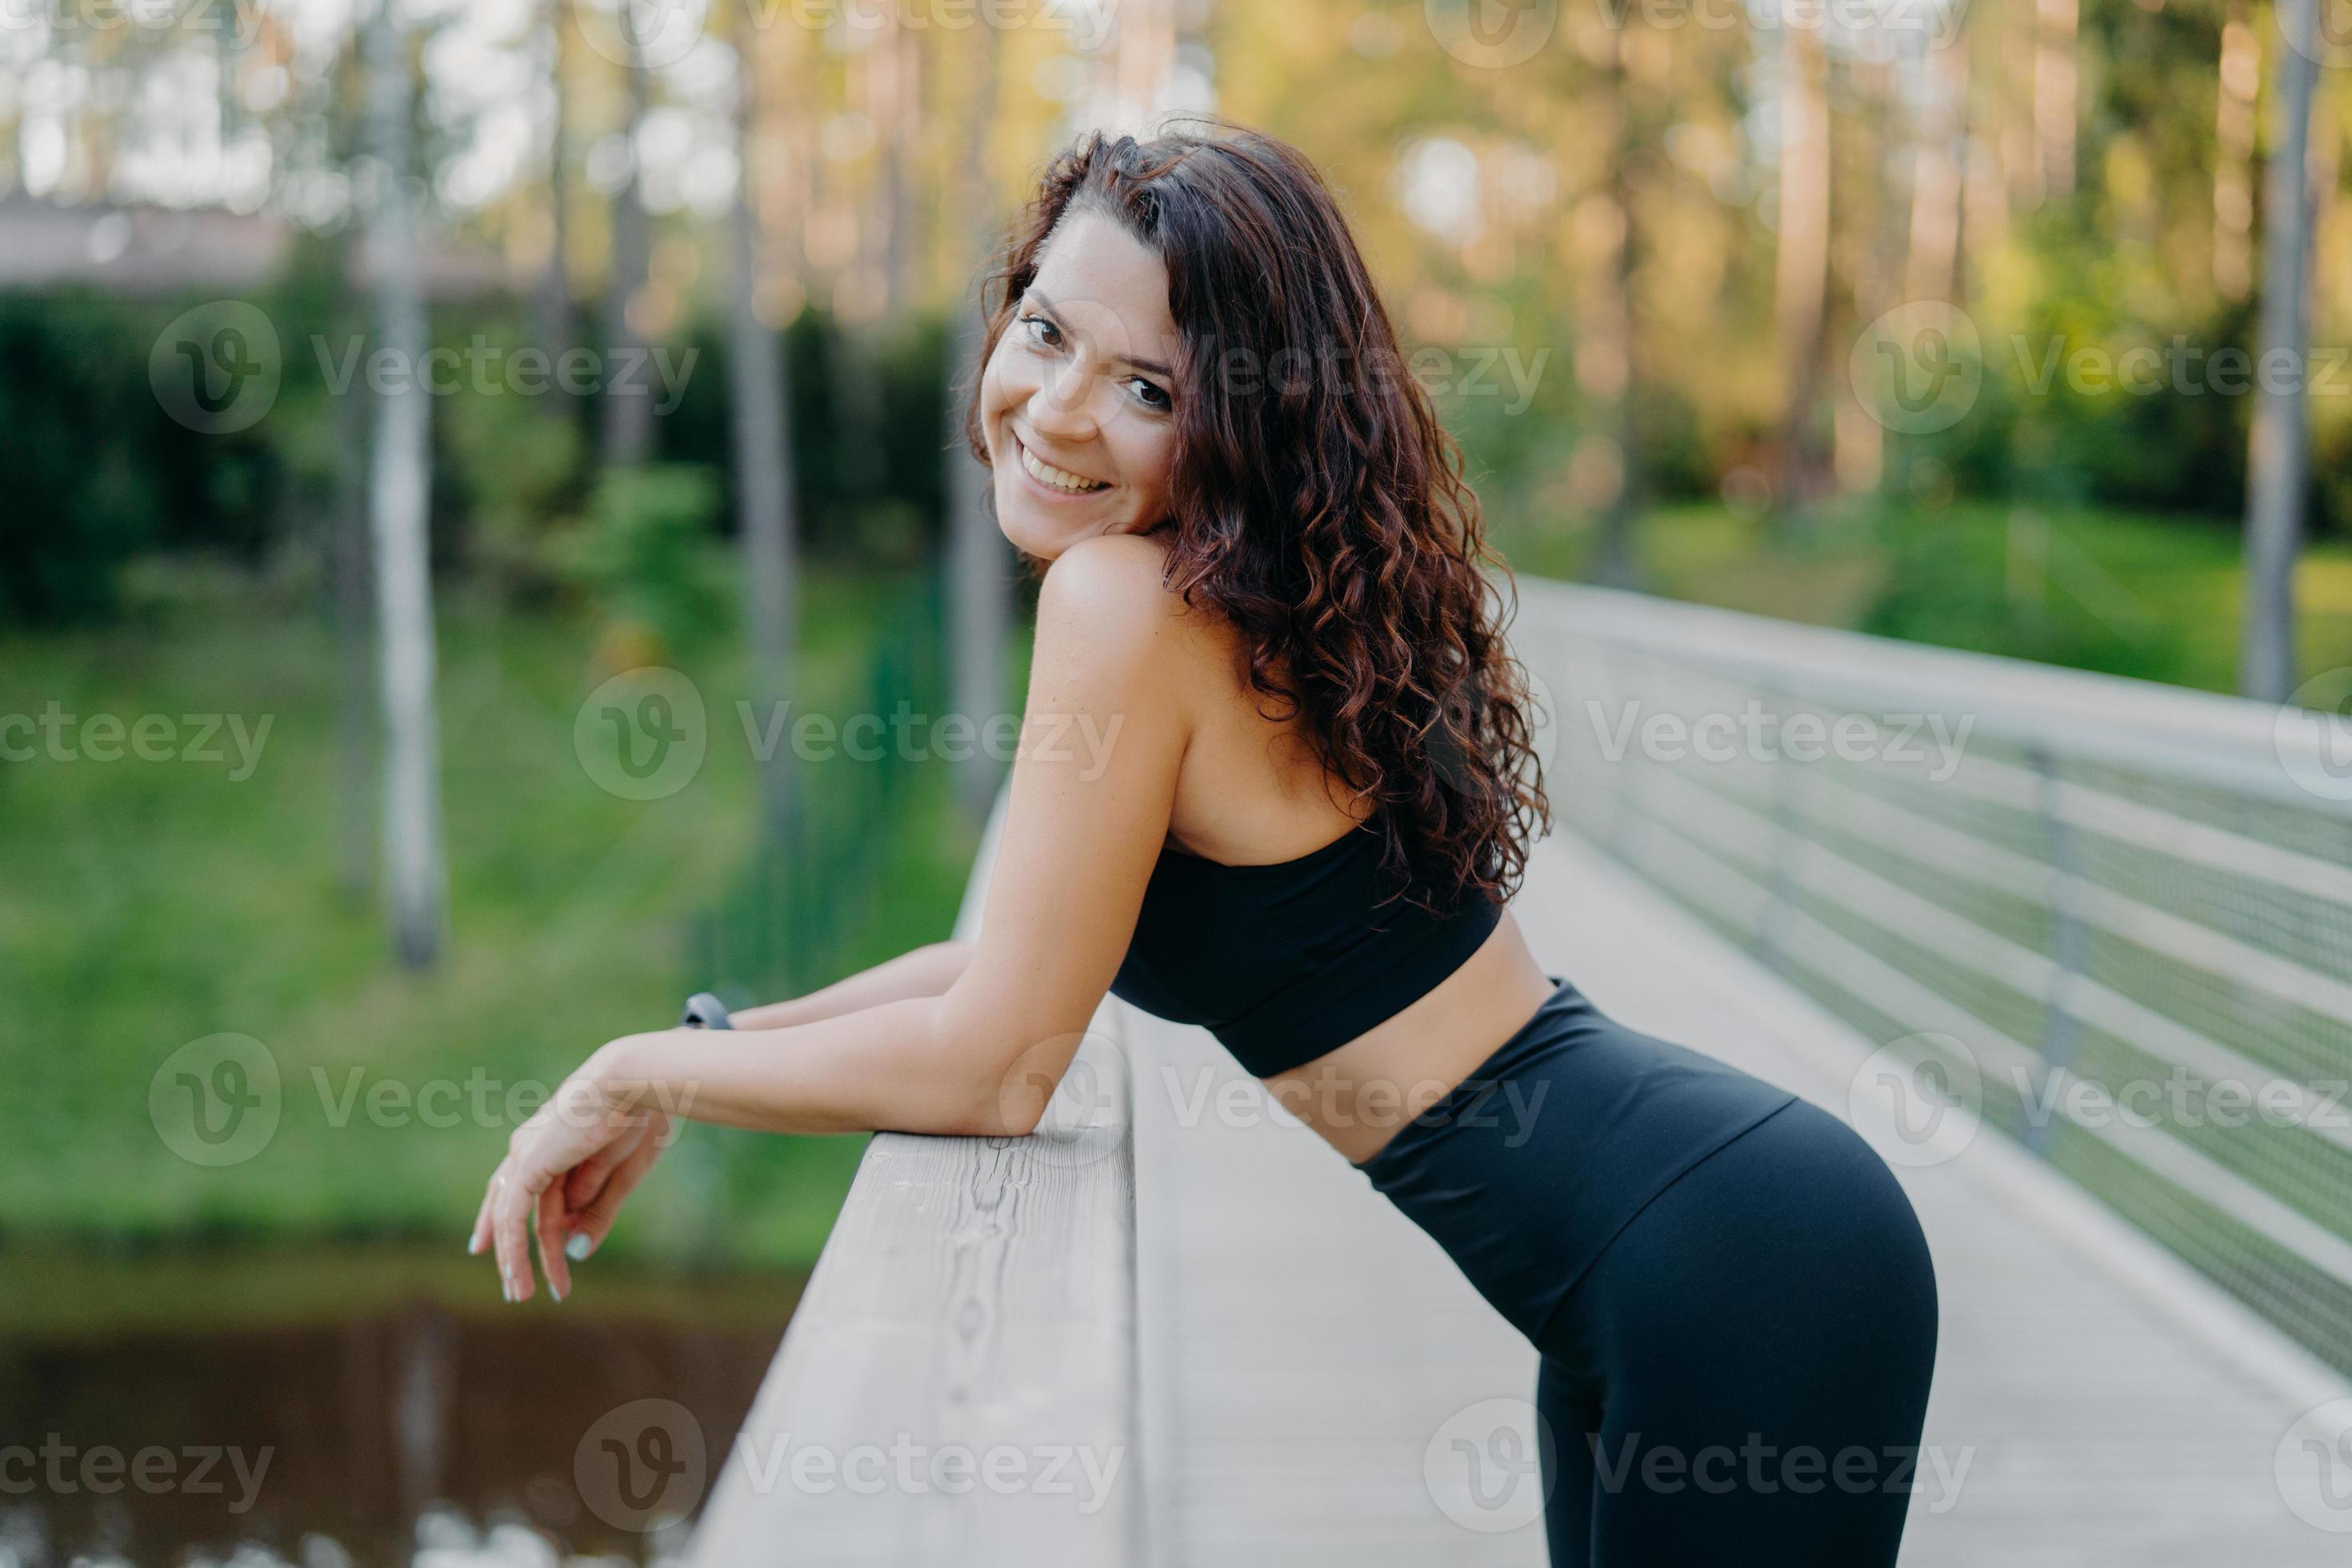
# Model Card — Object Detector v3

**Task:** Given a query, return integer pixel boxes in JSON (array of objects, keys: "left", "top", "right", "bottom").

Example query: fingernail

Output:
[
  {"left": 551, "top": 1278, "right": 566, "bottom": 1303},
  {"left": 566, "top": 1233, "right": 593, "bottom": 1262},
  {"left": 467, "top": 1234, "right": 482, "bottom": 1256}
]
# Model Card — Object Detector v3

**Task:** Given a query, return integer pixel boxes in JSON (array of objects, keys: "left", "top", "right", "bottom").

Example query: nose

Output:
[{"left": 1026, "top": 356, "right": 1103, "bottom": 442}]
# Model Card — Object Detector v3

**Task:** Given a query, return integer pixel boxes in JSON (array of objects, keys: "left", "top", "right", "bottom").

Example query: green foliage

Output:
[
  {"left": 546, "top": 462, "right": 730, "bottom": 647},
  {"left": 0, "top": 571, "right": 974, "bottom": 1266},
  {"left": 0, "top": 290, "right": 284, "bottom": 626}
]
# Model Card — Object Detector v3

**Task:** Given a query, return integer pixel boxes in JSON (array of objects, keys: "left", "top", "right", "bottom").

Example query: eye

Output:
[
  {"left": 1126, "top": 377, "right": 1173, "bottom": 413},
  {"left": 1018, "top": 311, "right": 1063, "bottom": 350}
]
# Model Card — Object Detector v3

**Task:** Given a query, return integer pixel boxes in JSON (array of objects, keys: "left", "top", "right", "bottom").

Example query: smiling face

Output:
[{"left": 978, "top": 206, "right": 1183, "bottom": 560}]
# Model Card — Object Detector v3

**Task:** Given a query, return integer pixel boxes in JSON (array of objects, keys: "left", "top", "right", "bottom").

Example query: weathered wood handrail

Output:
[{"left": 685, "top": 786, "right": 1145, "bottom": 1564}]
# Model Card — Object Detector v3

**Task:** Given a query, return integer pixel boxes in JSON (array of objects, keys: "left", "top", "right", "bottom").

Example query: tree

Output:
[
  {"left": 730, "top": 6, "right": 800, "bottom": 841},
  {"left": 943, "top": 21, "right": 1012, "bottom": 827},
  {"left": 363, "top": 0, "right": 447, "bottom": 967},
  {"left": 2241, "top": 0, "right": 2323, "bottom": 701},
  {"left": 1771, "top": 22, "right": 1833, "bottom": 518},
  {"left": 602, "top": 3, "right": 655, "bottom": 468}
]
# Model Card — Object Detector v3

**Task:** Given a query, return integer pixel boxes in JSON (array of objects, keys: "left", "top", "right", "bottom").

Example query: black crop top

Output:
[{"left": 1107, "top": 804, "right": 1504, "bottom": 1078}]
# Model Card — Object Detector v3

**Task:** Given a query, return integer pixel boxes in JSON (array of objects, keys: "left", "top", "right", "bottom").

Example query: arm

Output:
[
  {"left": 478, "top": 534, "right": 1196, "bottom": 1299},
  {"left": 726, "top": 938, "right": 978, "bottom": 1031}
]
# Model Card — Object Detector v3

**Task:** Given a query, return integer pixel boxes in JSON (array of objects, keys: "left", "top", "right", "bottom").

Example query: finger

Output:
[
  {"left": 566, "top": 1130, "right": 663, "bottom": 1258},
  {"left": 494, "top": 1165, "right": 542, "bottom": 1303},
  {"left": 535, "top": 1178, "right": 573, "bottom": 1302},
  {"left": 470, "top": 1154, "right": 510, "bottom": 1258},
  {"left": 562, "top": 1116, "right": 646, "bottom": 1213}
]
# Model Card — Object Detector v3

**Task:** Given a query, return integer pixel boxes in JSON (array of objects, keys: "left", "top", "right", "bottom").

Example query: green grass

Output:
[
  {"left": 0, "top": 558, "right": 982, "bottom": 1271},
  {"left": 1499, "top": 498, "right": 2352, "bottom": 697}
]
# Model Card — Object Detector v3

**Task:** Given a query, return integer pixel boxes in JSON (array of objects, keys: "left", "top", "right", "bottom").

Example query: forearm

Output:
[
  {"left": 727, "top": 938, "right": 978, "bottom": 1031},
  {"left": 589, "top": 991, "right": 1020, "bottom": 1139}
]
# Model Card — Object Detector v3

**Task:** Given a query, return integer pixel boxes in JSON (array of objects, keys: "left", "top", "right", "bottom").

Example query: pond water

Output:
[{"left": 0, "top": 1247, "right": 804, "bottom": 1567}]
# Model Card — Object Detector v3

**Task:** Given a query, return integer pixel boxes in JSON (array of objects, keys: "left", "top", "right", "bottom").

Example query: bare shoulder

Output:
[{"left": 1034, "top": 530, "right": 1226, "bottom": 676}]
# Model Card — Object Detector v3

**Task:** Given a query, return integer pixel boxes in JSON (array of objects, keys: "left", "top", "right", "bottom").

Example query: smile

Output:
[{"left": 1014, "top": 433, "right": 1110, "bottom": 495}]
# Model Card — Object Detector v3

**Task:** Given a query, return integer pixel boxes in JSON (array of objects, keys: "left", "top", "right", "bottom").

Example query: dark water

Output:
[{"left": 0, "top": 1248, "right": 803, "bottom": 1567}]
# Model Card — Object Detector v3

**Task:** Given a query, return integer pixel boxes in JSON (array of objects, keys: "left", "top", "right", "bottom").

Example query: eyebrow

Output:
[{"left": 1023, "top": 287, "right": 1174, "bottom": 380}]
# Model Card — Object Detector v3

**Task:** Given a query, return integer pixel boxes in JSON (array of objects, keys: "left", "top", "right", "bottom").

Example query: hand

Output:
[
  {"left": 468, "top": 1054, "right": 660, "bottom": 1302},
  {"left": 557, "top": 1105, "right": 675, "bottom": 1261}
]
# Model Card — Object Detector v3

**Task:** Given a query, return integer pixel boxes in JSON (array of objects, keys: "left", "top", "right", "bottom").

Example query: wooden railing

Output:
[{"left": 685, "top": 786, "right": 1146, "bottom": 1564}]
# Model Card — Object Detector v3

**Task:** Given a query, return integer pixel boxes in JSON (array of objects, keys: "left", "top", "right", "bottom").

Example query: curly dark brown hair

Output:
[{"left": 959, "top": 115, "right": 1551, "bottom": 920}]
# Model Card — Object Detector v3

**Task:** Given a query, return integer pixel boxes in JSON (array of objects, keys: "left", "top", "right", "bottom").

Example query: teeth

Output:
[{"left": 1019, "top": 438, "right": 1107, "bottom": 494}]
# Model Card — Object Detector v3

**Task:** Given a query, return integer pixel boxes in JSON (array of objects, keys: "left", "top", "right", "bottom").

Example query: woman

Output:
[{"left": 471, "top": 118, "right": 1938, "bottom": 1565}]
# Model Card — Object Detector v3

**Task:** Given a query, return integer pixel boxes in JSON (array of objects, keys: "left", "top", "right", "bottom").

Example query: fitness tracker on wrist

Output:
[{"left": 679, "top": 992, "right": 734, "bottom": 1030}]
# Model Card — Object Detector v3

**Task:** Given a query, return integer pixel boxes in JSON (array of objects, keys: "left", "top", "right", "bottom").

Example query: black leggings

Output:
[
  {"left": 1534, "top": 1095, "right": 1939, "bottom": 1565},
  {"left": 1352, "top": 977, "right": 1938, "bottom": 1566}
]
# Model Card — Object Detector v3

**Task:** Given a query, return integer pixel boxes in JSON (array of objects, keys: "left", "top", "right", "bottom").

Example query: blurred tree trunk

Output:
[
  {"left": 944, "top": 21, "right": 1010, "bottom": 827},
  {"left": 602, "top": 18, "right": 654, "bottom": 468},
  {"left": 334, "top": 322, "right": 375, "bottom": 910},
  {"left": 1586, "top": 28, "right": 1643, "bottom": 590},
  {"left": 2214, "top": 7, "right": 2260, "bottom": 300},
  {"left": 2241, "top": 0, "right": 2322, "bottom": 702},
  {"left": 364, "top": 0, "right": 446, "bottom": 968},
  {"left": 1770, "top": 24, "right": 1831, "bottom": 522},
  {"left": 730, "top": 9, "right": 799, "bottom": 842},
  {"left": 2034, "top": 0, "right": 2078, "bottom": 202},
  {"left": 1905, "top": 33, "right": 1968, "bottom": 305},
  {"left": 537, "top": 0, "right": 575, "bottom": 366}
]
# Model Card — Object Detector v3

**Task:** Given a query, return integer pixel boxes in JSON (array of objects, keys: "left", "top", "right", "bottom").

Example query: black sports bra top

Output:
[{"left": 1107, "top": 802, "right": 1504, "bottom": 1078}]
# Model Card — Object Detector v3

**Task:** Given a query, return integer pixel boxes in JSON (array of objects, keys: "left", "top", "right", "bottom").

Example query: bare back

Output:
[{"left": 1146, "top": 560, "right": 1558, "bottom": 1166}]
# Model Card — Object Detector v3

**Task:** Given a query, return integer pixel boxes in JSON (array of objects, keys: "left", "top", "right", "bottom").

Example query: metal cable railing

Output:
[{"left": 1512, "top": 579, "right": 2352, "bottom": 1375}]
